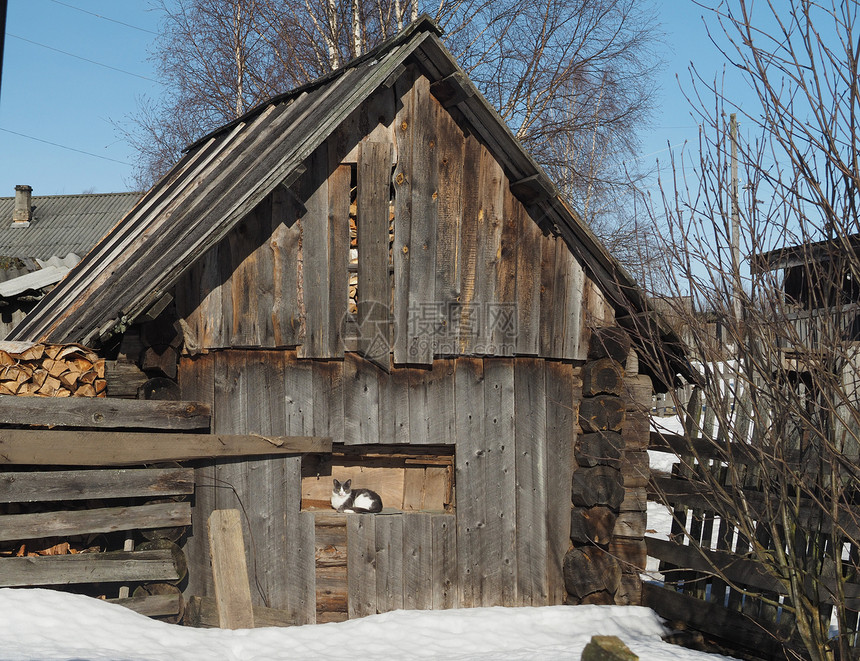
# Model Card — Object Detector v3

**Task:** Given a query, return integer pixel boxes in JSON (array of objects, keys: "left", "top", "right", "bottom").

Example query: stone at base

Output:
[{"left": 581, "top": 635, "right": 638, "bottom": 661}]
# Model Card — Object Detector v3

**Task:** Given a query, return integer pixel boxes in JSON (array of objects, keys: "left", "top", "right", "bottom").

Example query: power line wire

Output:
[
  {"left": 0, "top": 127, "right": 132, "bottom": 166},
  {"left": 47, "top": 0, "right": 158, "bottom": 35},
  {"left": 6, "top": 33, "right": 159, "bottom": 83}
]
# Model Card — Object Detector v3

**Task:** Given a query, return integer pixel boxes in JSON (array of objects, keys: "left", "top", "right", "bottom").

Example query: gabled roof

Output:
[
  {"left": 7, "top": 17, "right": 691, "bottom": 382},
  {"left": 0, "top": 191, "right": 140, "bottom": 261}
]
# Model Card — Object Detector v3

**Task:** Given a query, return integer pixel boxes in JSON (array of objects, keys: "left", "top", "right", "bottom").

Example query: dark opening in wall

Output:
[{"left": 300, "top": 444, "right": 454, "bottom": 513}]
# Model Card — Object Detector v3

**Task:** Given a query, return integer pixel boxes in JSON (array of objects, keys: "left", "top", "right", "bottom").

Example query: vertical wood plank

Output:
[
  {"left": 515, "top": 205, "right": 541, "bottom": 356},
  {"left": 313, "top": 358, "right": 344, "bottom": 442},
  {"left": 454, "top": 357, "right": 486, "bottom": 607},
  {"left": 256, "top": 196, "right": 276, "bottom": 348},
  {"left": 495, "top": 183, "right": 518, "bottom": 356},
  {"left": 404, "top": 75, "right": 438, "bottom": 365},
  {"left": 431, "top": 513, "right": 458, "bottom": 610},
  {"left": 391, "top": 368, "right": 411, "bottom": 445},
  {"left": 226, "top": 205, "right": 263, "bottom": 347},
  {"left": 514, "top": 358, "right": 549, "bottom": 605},
  {"left": 298, "top": 147, "right": 332, "bottom": 358},
  {"left": 457, "top": 134, "right": 483, "bottom": 355},
  {"left": 328, "top": 163, "right": 351, "bottom": 357},
  {"left": 549, "top": 239, "right": 570, "bottom": 359},
  {"left": 284, "top": 351, "right": 314, "bottom": 436},
  {"left": 343, "top": 353, "right": 380, "bottom": 444},
  {"left": 425, "top": 359, "right": 456, "bottom": 445},
  {"left": 402, "top": 512, "right": 433, "bottom": 610},
  {"left": 347, "top": 513, "right": 377, "bottom": 618},
  {"left": 208, "top": 509, "right": 255, "bottom": 629},
  {"left": 179, "top": 353, "right": 216, "bottom": 600},
  {"left": 434, "top": 101, "right": 465, "bottom": 357},
  {"left": 545, "top": 360, "right": 575, "bottom": 604},
  {"left": 556, "top": 243, "right": 585, "bottom": 361},
  {"left": 392, "top": 68, "right": 414, "bottom": 365},
  {"left": 475, "top": 147, "right": 505, "bottom": 354},
  {"left": 375, "top": 514, "right": 404, "bottom": 613},
  {"left": 358, "top": 141, "right": 394, "bottom": 368},
  {"left": 483, "top": 358, "right": 517, "bottom": 605},
  {"left": 539, "top": 235, "right": 559, "bottom": 358},
  {"left": 271, "top": 186, "right": 303, "bottom": 347},
  {"left": 289, "top": 510, "right": 317, "bottom": 624}
]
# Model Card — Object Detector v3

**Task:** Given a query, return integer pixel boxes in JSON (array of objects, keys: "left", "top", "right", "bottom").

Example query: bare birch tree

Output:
[{"left": 638, "top": 2, "right": 860, "bottom": 659}]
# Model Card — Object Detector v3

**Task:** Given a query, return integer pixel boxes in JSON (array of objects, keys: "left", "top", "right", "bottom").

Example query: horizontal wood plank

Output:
[
  {"left": 185, "top": 595, "right": 299, "bottom": 628},
  {"left": 108, "top": 593, "right": 183, "bottom": 617},
  {"left": 0, "top": 468, "right": 194, "bottom": 503},
  {"left": 0, "top": 431, "right": 331, "bottom": 465},
  {"left": 0, "top": 396, "right": 210, "bottom": 430},
  {"left": 0, "top": 501, "right": 192, "bottom": 542},
  {"left": 0, "top": 549, "right": 180, "bottom": 587}
]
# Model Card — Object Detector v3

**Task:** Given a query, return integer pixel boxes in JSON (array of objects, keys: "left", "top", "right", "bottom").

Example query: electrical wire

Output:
[
  {"left": 47, "top": 0, "right": 158, "bottom": 35},
  {"left": 6, "top": 32, "right": 159, "bottom": 83},
  {"left": 0, "top": 127, "right": 132, "bottom": 165}
]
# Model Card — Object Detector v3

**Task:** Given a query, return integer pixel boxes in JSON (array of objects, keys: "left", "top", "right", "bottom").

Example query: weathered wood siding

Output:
[
  {"left": 179, "top": 351, "right": 577, "bottom": 618},
  {"left": 175, "top": 68, "right": 614, "bottom": 364}
]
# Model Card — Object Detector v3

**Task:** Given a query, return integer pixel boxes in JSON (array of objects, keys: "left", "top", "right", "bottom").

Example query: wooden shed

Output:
[{"left": 9, "top": 17, "right": 684, "bottom": 623}]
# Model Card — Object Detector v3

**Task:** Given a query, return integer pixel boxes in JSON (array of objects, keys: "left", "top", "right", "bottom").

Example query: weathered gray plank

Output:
[
  {"left": 347, "top": 513, "right": 377, "bottom": 618},
  {"left": 178, "top": 353, "right": 217, "bottom": 601},
  {"left": 545, "top": 361, "right": 575, "bottom": 604},
  {"left": 474, "top": 147, "right": 505, "bottom": 354},
  {"left": 538, "top": 235, "right": 558, "bottom": 358},
  {"left": 457, "top": 135, "right": 482, "bottom": 355},
  {"left": 284, "top": 351, "right": 314, "bottom": 437},
  {"left": 328, "top": 163, "right": 351, "bottom": 357},
  {"left": 515, "top": 205, "right": 541, "bottom": 356},
  {"left": 483, "top": 358, "right": 517, "bottom": 605},
  {"left": 495, "top": 183, "right": 518, "bottom": 356},
  {"left": 0, "top": 501, "right": 191, "bottom": 543},
  {"left": 0, "top": 396, "right": 210, "bottom": 431},
  {"left": 0, "top": 430, "right": 329, "bottom": 466},
  {"left": 208, "top": 509, "right": 255, "bottom": 629},
  {"left": 433, "top": 99, "right": 464, "bottom": 352},
  {"left": 343, "top": 353, "right": 381, "bottom": 445},
  {"left": 0, "top": 549, "right": 179, "bottom": 588},
  {"left": 514, "top": 358, "right": 549, "bottom": 605},
  {"left": 270, "top": 184, "right": 304, "bottom": 347},
  {"left": 454, "top": 357, "right": 485, "bottom": 607},
  {"left": 375, "top": 514, "right": 404, "bottom": 613},
  {"left": 392, "top": 67, "right": 414, "bottom": 364},
  {"left": 313, "top": 358, "right": 344, "bottom": 441},
  {"left": 226, "top": 199, "right": 266, "bottom": 347},
  {"left": 357, "top": 141, "right": 394, "bottom": 368},
  {"left": 431, "top": 513, "right": 458, "bottom": 609},
  {"left": 402, "top": 511, "right": 433, "bottom": 610},
  {"left": 0, "top": 467, "right": 193, "bottom": 503},
  {"left": 109, "top": 593, "right": 183, "bottom": 618},
  {"left": 297, "top": 146, "right": 333, "bottom": 358},
  {"left": 404, "top": 74, "right": 438, "bottom": 365},
  {"left": 423, "top": 359, "right": 456, "bottom": 445},
  {"left": 558, "top": 244, "right": 585, "bottom": 360}
]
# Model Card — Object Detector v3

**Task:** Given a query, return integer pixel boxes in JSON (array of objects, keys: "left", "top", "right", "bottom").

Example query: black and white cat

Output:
[{"left": 331, "top": 478, "right": 383, "bottom": 513}]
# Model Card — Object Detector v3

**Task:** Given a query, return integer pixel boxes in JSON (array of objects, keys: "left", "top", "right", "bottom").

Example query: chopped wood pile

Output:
[{"left": 0, "top": 343, "right": 105, "bottom": 397}]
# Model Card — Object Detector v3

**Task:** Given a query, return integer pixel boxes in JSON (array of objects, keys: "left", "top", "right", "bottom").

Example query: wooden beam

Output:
[
  {"left": 0, "top": 430, "right": 331, "bottom": 466},
  {"left": 429, "top": 71, "right": 474, "bottom": 107},
  {"left": 108, "top": 593, "right": 183, "bottom": 618},
  {"left": 0, "top": 468, "right": 194, "bottom": 503},
  {"left": 185, "top": 595, "right": 299, "bottom": 628},
  {"left": 208, "top": 509, "right": 255, "bottom": 629},
  {"left": 0, "top": 501, "right": 191, "bottom": 543},
  {"left": 0, "top": 396, "right": 210, "bottom": 430},
  {"left": 0, "top": 549, "right": 180, "bottom": 588}
]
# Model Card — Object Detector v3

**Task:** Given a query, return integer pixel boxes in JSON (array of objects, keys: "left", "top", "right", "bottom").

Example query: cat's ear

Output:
[
  {"left": 344, "top": 479, "right": 352, "bottom": 489},
  {"left": 333, "top": 478, "right": 340, "bottom": 489}
]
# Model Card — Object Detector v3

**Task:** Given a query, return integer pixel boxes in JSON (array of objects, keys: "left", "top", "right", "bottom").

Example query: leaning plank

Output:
[
  {"left": 0, "top": 501, "right": 191, "bottom": 543},
  {"left": 108, "top": 593, "right": 183, "bottom": 618},
  {"left": 0, "top": 431, "right": 331, "bottom": 465},
  {"left": 208, "top": 509, "right": 255, "bottom": 629},
  {"left": 0, "top": 396, "right": 210, "bottom": 430},
  {"left": 0, "top": 468, "right": 194, "bottom": 503},
  {"left": 185, "top": 595, "right": 299, "bottom": 628},
  {"left": 642, "top": 582, "right": 801, "bottom": 659},
  {"left": 0, "top": 549, "right": 179, "bottom": 587}
]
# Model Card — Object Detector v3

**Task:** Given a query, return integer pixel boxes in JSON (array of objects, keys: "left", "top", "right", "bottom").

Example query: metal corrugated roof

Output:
[{"left": 0, "top": 192, "right": 141, "bottom": 260}]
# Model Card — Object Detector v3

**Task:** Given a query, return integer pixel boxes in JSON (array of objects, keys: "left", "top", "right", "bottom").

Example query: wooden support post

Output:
[{"left": 207, "top": 509, "right": 255, "bottom": 629}]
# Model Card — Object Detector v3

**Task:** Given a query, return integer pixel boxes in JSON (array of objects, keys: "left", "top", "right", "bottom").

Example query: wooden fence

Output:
[{"left": 645, "top": 386, "right": 860, "bottom": 659}]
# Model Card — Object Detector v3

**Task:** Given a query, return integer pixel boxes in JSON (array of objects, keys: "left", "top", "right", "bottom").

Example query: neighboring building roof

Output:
[
  {"left": 7, "top": 17, "right": 691, "bottom": 383},
  {"left": 0, "top": 191, "right": 141, "bottom": 261}
]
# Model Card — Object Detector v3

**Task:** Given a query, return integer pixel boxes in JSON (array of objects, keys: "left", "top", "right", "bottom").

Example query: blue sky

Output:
[{"left": 0, "top": 0, "right": 742, "bottom": 198}]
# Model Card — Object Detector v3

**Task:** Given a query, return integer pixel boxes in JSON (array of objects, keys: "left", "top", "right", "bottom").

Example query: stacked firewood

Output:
[{"left": 0, "top": 343, "right": 105, "bottom": 397}]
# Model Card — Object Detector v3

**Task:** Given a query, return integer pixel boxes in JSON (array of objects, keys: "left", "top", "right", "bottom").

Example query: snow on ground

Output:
[{"left": 0, "top": 588, "right": 738, "bottom": 661}]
